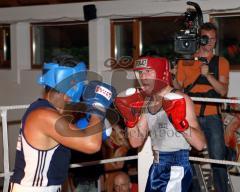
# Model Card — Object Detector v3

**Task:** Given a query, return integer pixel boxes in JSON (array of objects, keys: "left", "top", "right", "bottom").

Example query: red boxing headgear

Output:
[{"left": 133, "top": 56, "right": 171, "bottom": 93}]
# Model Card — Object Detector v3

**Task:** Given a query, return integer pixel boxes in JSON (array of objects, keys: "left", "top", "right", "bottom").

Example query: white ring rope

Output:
[
  {"left": 0, "top": 105, "right": 29, "bottom": 111},
  {"left": 0, "top": 96, "right": 240, "bottom": 111},
  {"left": 191, "top": 97, "right": 240, "bottom": 104},
  {"left": 1, "top": 154, "right": 240, "bottom": 177},
  {"left": 1, "top": 96, "right": 240, "bottom": 185},
  {"left": 1, "top": 155, "right": 240, "bottom": 177},
  {"left": 189, "top": 156, "right": 240, "bottom": 166},
  {"left": 69, "top": 155, "right": 240, "bottom": 168},
  {"left": 70, "top": 155, "right": 138, "bottom": 168}
]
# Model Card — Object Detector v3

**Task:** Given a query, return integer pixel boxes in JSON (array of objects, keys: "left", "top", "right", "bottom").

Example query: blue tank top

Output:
[{"left": 10, "top": 99, "right": 71, "bottom": 187}]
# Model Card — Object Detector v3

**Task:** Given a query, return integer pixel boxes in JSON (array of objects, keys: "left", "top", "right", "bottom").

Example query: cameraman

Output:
[{"left": 173, "top": 22, "right": 230, "bottom": 192}]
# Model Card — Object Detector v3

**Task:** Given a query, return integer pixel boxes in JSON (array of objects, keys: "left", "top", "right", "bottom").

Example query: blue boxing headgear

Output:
[{"left": 38, "top": 61, "right": 87, "bottom": 102}]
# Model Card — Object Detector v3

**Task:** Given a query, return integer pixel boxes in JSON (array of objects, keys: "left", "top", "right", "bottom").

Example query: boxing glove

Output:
[
  {"left": 114, "top": 88, "right": 145, "bottom": 128},
  {"left": 75, "top": 115, "right": 112, "bottom": 141},
  {"left": 75, "top": 115, "right": 90, "bottom": 129},
  {"left": 162, "top": 92, "right": 189, "bottom": 132},
  {"left": 82, "top": 80, "right": 117, "bottom": 119}
]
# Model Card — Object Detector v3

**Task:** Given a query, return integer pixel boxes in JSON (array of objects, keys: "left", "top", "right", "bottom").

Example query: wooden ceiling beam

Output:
[
  {"left": 47, "top": 0, "right": 61, "bottom": 4},
  {"left": 17, "top": 0, "right": 51, "bottom": 5},
  {"left": 0, "top": 0, "right": 110, "bottom": 8},
  {"left": 0, "top": 0, "right": 19, "bottom": 7}
]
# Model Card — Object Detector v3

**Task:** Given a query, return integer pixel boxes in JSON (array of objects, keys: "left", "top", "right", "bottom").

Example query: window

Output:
[
  {"left": 141, "top": 17, "right": 183, "bottom": 60},
  {"left": 212, "top": 15, "right": 240, "bottom": 70},
  {"left": 0, "top": 25, "right": 11, "bottom": 69},
  {"left": 111, "top": 17, "right": 183, "bottom": 69},
  {"left": 111, "top": 20, "right": 140, "bottom": 69},
  {"left": 31, "top": 22, "right": 88, "bottom": 68}
]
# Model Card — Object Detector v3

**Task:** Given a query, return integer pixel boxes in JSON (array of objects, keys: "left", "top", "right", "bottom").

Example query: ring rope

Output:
[
  {"left": 70, "top": 155, "right": 240, "bottom": 169},
  {"left": 70, "top": 155, "right": 138, "bottom": 168},
  {"left": 191, "top": 97, "right": 240, "bottom": 104},
  {"left": 190, "top": 156, "right": 240, "bottom": 166},
  {"left": 1, "top": 154, "right": 240, "bottom": 178},
  {"left": 69, "top": 155, "right": 240, "bottom": 168},
  {"left": 0, "top": 105, "right": 29, "bottom": 111},
  {"left": 0, "top": 97, "right": 240, "bottom": 111}
]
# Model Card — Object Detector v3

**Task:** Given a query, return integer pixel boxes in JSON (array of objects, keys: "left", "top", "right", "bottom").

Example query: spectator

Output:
[
  {"left": 174, "top": 22, "right": 230, "bottom": 191},
  {"left": 224, "top": 100, "right": 240, "bottom": 163},
  {"left": 68, "top": 150, "right": 104, "bottom": 192},
  {"left": 103, "top": 123, "right": 130, "bottom": 192},
  {"left": 113, "top": 171, "right": 137, "bottom": 192}
]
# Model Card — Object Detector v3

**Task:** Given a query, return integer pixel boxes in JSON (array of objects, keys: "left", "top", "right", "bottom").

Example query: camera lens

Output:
[{"left": 183, "top": 41, "right": 190, "bottom": 48}]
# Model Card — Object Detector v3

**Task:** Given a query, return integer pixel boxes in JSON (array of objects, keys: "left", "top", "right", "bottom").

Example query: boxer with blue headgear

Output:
[
  {"left": 38, "top": 58, "right": 87, "bottom": 103},
  {"left": 9, "top": 54, "right": 116, "bottom": 192}
]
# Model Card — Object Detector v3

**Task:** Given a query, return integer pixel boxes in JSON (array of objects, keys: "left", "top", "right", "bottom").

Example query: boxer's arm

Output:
[
  {"left": 25, "top": 108, "right": 103, "bottom": 154},
  {"left": 127, "top": 113, "right": 149, "bottom": 148},
  {"left": 182, "top": 94, "right": 206, "bottom": 151},
  {"left": 28, "top": 81, "right": 117, "bottom": 154}
]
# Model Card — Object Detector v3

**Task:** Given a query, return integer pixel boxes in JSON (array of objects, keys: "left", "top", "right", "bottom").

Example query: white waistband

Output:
[{"left": 9, "top": 183, "right": 61, "bottom": 192}]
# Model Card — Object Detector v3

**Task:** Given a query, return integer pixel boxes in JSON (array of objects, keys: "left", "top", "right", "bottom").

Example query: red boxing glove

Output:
[
  {"left": 162, "top": 93, "right": 189, "bottom": 132},
  {"left": 114, "top": 88, "right": 145, "bottom": 128}
]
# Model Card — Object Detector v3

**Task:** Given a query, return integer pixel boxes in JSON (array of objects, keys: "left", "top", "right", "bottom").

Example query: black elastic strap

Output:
[{"left": 184, "top": 56, "right": 220, "bottom": 116}]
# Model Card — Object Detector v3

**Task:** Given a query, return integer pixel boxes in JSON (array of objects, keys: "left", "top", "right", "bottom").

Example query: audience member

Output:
[
  {"left": 174, "top": 22, "right": 230, "bottom": 191},
  {"left": 68, "top": 150, "right": 104, "bottom": 192},
  {"left": 103, "top": 123, "right": 130, "bottom": 192},
  {"left": 113, "top": 171, "right": 137, "bottom": 192}
]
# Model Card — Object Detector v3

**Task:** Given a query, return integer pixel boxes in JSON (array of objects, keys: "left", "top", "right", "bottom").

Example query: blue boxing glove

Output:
[
  {"left": 82, "top": 80, "right": 117, "bottom": 118},
  {"left": 75, "top": 115, "right": 112, "bottom": 141},
  {"left": 76, "top": 114, "right": 90, "bottom": 129}
]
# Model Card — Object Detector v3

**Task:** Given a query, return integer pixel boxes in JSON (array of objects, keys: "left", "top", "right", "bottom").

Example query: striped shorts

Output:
[
  {"left": 8, "top": 183, "right": 61, "bottom": 192},
  {"left": 145, "top": 150, "right": 192, "bottom": 192}
]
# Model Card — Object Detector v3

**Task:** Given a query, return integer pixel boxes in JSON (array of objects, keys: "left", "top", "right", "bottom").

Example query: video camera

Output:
[{"left": 174, "top": 1, "right": 208, "bottom": 58}]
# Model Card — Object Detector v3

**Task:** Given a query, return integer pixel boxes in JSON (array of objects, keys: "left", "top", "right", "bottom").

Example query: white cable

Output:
[{"left": 2, "top": 6, "right": 240, "bottom": 24}]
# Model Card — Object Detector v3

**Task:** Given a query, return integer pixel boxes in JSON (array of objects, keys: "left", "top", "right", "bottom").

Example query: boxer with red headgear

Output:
[
  {"left": 134, "top": 56, "right": 171, "bottom": 94},
  {"left": 115, "top": 55, "right": 206, "bottom": 191}
]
